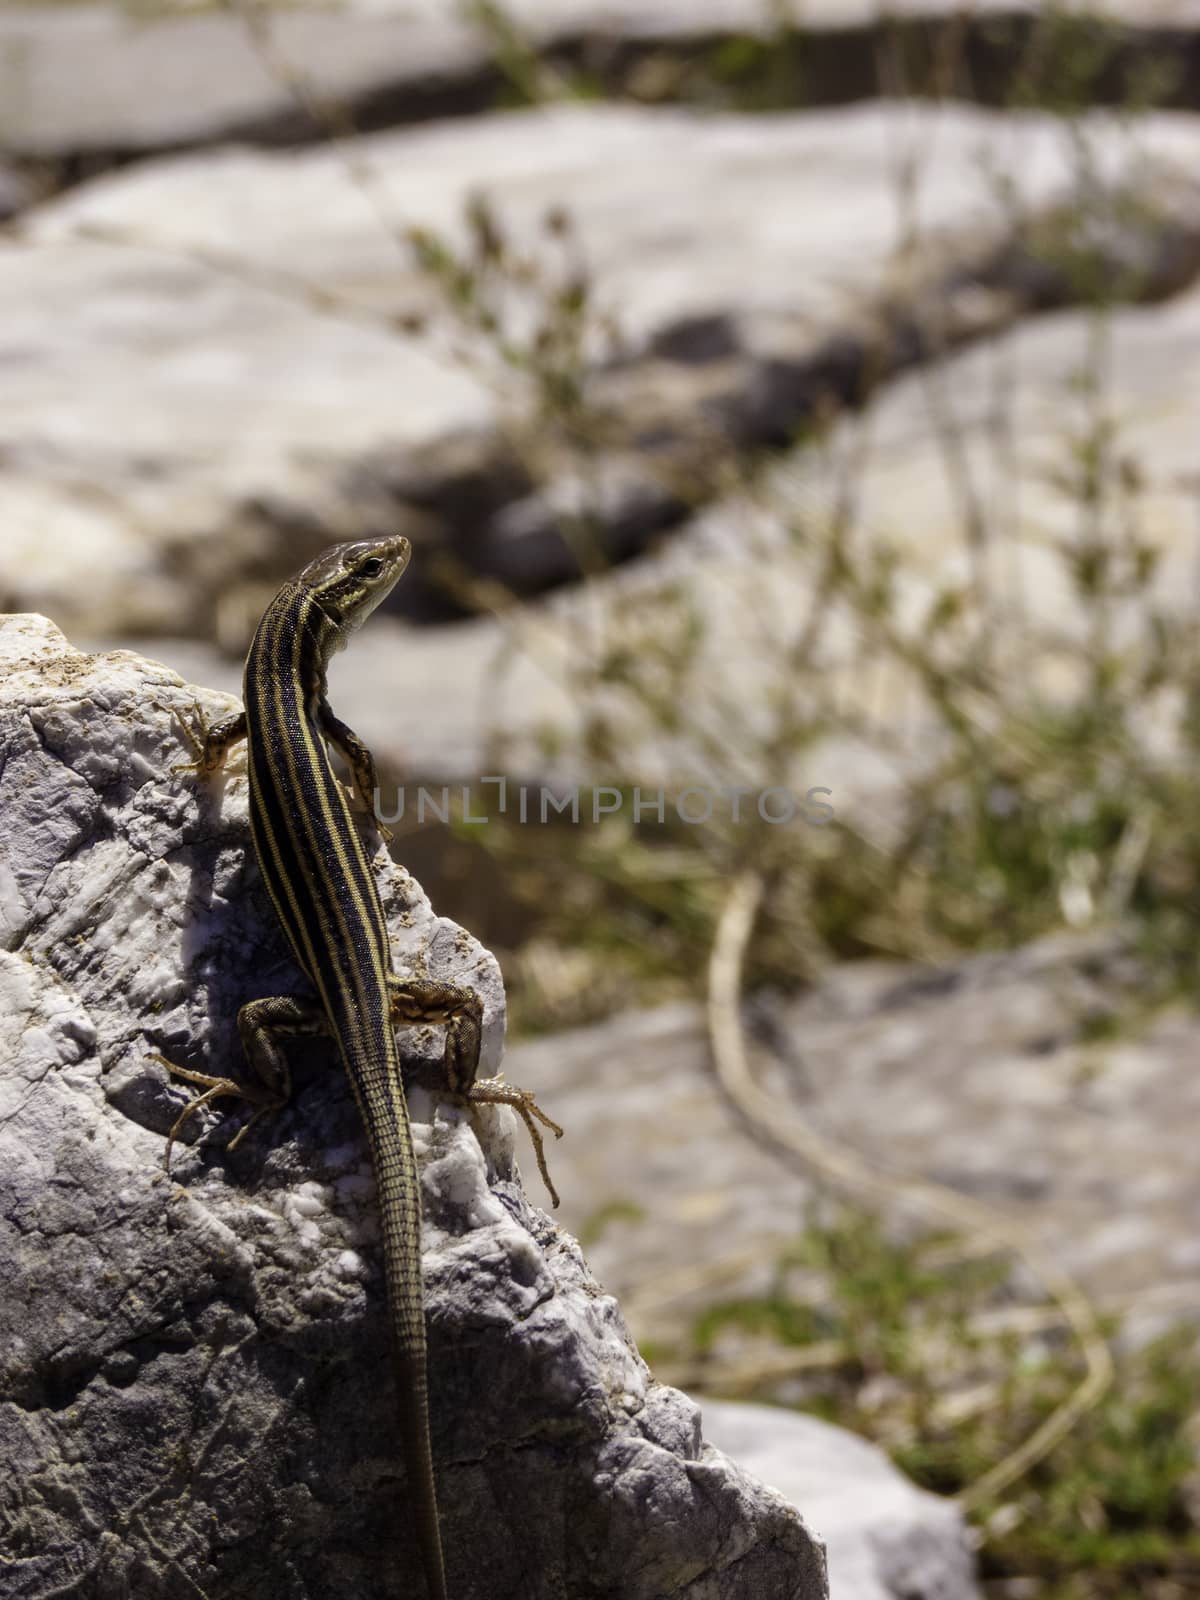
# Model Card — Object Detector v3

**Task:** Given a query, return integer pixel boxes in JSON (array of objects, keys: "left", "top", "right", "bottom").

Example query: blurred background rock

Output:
[{"left": 4, "top": 3, "right": 1200, "bottom": 1596}]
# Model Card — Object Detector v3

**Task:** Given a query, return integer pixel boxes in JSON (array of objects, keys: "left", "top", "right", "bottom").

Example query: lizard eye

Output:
[{"left": 359, "top": 557, "right": 385, "bottom": 579}]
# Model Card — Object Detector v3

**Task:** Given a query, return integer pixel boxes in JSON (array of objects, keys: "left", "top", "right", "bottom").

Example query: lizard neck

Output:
[{"left": 245, "top": 578, "right": 340, "bottom": 716}]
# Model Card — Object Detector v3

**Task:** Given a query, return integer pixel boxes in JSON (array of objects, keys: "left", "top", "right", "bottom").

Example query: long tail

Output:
[
  {"left": 390, "top": 1332, "right": 446, "bottom": 1600},
  {"left": 356, "top": 1067, "right": 448, "bottom": 1600}
]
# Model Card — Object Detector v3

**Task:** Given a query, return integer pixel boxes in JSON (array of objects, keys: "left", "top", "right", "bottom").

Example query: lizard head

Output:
[{"left": 302, "top": 535, "right": 412, "bottom": 643}]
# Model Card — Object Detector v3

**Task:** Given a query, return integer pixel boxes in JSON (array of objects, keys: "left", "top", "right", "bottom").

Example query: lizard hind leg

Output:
[
  {"left": 388, "top": 975, "right": 564, "bottom": 1207},
  {"left": 151, "top": 993, "right": 328, "bottom": 1171},
  {"left": 463, "top": 1075, "right": 564, "bottom": 1209}
]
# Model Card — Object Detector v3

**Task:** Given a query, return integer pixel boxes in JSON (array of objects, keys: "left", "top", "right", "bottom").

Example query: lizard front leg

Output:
[
  {"left": 163, "top": 704, "right": 248, "bottom": 777},
  {"left": 389, "top": 975, "right": 563, "bottom": 1207},
  {"left": 318, "top": 701, "right": 393, "bottom": 842},
  {"left": 151, "top": 993, "right": 327, "bottom": 1170}
]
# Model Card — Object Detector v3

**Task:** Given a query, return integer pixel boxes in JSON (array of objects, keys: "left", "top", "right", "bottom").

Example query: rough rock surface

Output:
[
  {"left": 0, "top": 613, "right": 827, "bottom": 1600},
  {"left": 702, "top": 1401, "right": 980, "bottom": 1600},
  {"left": 508, "top": 935, "right": 1200, "bottom": 1351},
  {"left": 6, "top": 103, "right": 1200, "bottom": 638},
  {"left": 1, "top": 1, "right": 1197, "bottom": 161}
]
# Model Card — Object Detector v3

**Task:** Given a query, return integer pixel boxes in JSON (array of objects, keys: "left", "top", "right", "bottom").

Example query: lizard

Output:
[{"left": 149, "top": 535, "right": 562, "bottom": 1600}]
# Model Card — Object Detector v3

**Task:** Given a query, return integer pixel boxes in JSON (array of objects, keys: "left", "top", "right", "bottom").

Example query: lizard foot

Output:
[
  {"left": 149, "top": 1054, "right": 283, "bottom": 1172},
  {"left": 464, "top": 1076, "right": 564, "bottom": 1209}
]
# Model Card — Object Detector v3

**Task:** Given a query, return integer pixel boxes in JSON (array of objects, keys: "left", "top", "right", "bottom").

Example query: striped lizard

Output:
[{"left": 151, "top": 536, "right": 562, "bottom": 1600}]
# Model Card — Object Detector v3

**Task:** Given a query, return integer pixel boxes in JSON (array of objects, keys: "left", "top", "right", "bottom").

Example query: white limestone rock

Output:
[
  {"left": 702, "top": 1401, "right": 980, "bottom": 1600},
  {"left": 0, "top": 1, "right": 1194, "bottom": 161},
  {"left": 6, "top": 103, "right": 1200, "bottom": 638},
  {"left": 747, "top": 276, "right": 1200, "bottom": 637}
]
